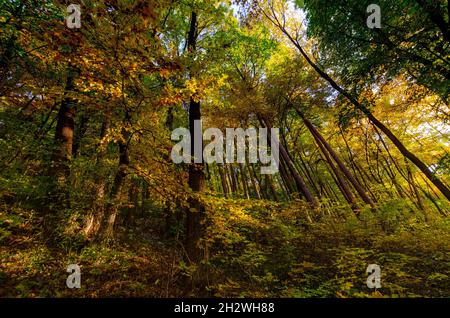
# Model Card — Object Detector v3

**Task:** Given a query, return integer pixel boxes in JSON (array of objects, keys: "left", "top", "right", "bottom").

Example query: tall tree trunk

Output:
[
  {"left": 218, "top": 164, "right": 229, "bottom": 197},
  {"left": 279, "top": 155, "right": 295, "bottom": 194},
  {"left": 83, "top": 112, "right": 111, "bottom": 239},
  {"left": 239, "top": 163, "right": 250, "bottom": 199},
  {"left": 99, "top": 135, "right": 129, "bottom": 240},
  {"left": 72, "top": 114, "right": 88, "bottom": 158},
  {"left": 251, "top": 164, "right": 266, "bottom": 199},
  {"left": 247, "top": 162, "right": 262, "bottom": 199},
  {"left": 125, "top": 179, "right": 139, "bottom": 226},
  {"left": 267, "top": 174, "right": 279, "bottom": 201},
  {"left": 52, "top": 67, "right": 78, "bottom": 180},
  {"left": 405, "top": 160, "right": 426, "bottom": 210},
  {"left": 295, "top": 151, "right": 321, "bottom": 197},
  {"left": 44, "top": 66, "right": 78, "bottom": 237},
  {"left": 185, "top": 11, "right": 206, "bottom": 264},
  {"left": 228, "top": 164, "right": 238, "bottom": 195}
]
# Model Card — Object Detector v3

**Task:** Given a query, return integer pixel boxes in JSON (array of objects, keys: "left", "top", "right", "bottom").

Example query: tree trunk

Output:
[
  {"left": 239, "top": 163, "right": 250, "bottom": 199},
  {"left": 267, "top": 174, "right": 279, "bottom": 201},
  {"left": 83, "top": 113, "right": 111, "bottom": 239},
  {"left": 251, "top": 164, "right": 266, "bottom": 199},
  {"left": 52, "top": 67, "right": 78, "bottom": 180},
  {"left": 218, "top": 164, "right": 229, "bottom": 197},
  {"left": 185, "top": 11, "right": 206, "bottom": 265},
  {"left": 99, "top": 136, "right": 129, "bottom": 241},
  {"left": 247, "top": 162, "right": 262, "bottom": 199}
]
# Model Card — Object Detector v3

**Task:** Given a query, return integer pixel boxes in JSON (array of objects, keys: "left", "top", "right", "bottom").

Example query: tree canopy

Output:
[{"left": 0, "top": 0, "right": 449, "bottom": 298}]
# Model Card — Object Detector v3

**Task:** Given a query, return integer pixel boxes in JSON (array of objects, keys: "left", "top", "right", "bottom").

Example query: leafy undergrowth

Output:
[
  {"left": 0, "top": 207, "right": 184, "bottom": 297},
  {"left": 1, "top": 198, "right": 450, "bottom": 298}
]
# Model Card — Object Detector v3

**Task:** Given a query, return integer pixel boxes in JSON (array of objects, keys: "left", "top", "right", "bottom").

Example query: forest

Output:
[{"left": 0, "top": 0, "right": 449, "bottom": 298}]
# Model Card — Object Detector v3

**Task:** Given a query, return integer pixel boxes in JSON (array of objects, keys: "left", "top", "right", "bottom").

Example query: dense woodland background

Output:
[{"left": 0, "top": 0, "right": 449, "bottom": 297}]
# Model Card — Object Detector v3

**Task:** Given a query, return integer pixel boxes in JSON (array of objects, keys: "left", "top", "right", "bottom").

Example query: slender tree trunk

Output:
[
  {"left": 405, "top": 160, "right": 426, "bottom": 210},
  {"left": 218, "top": 164, "right": 229, "bottom": 197},
  {"left": 267, "top": 174, "right": 279, "bottom": 201},
  {"left": 83, "top": 112, "right": 111, "bottom": 239},
  {"left": 276, "top": 173, "right": 290, "bottom": 200},
  {"left": 380, "top": 154, "right": 407, "bottom": 199},
  {"left": 239, "top": 163, "right": 250, "bottom": 199},
  {"left": 279, "top": 155, "right": 295, "bottom": 193},
  {"left": 247, "top": 162, "right": 261, "bottom": 199},
  {"left": 228, "top": 164, "right": 238, "bottom": 195},
  {"left": 99, "top": 135, "right": 129, "bottom": 240},
  {"left": 251, "top": 164, "right": 266, "bottom": 199},
  {"left": 52, "top": 67, "right": 78, "bottom": 180},
  {"left": 295, "top": 151, "right": 321, "bottom": 197},
  {"left": 44, "top": 67, "right": 79, "bottom": 237},
  {"left": 72, "top": 114, "right": 88, "bottom": 158}
]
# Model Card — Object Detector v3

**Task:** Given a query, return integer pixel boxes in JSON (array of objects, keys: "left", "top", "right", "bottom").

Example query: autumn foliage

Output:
[{"left": 0, "top": 0, "right": 449, "bottom": 297}]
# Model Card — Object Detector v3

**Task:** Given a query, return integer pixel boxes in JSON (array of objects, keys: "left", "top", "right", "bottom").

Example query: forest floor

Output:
[{"left": 1, "top": 199, "right": 450, "bottom": 298}]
